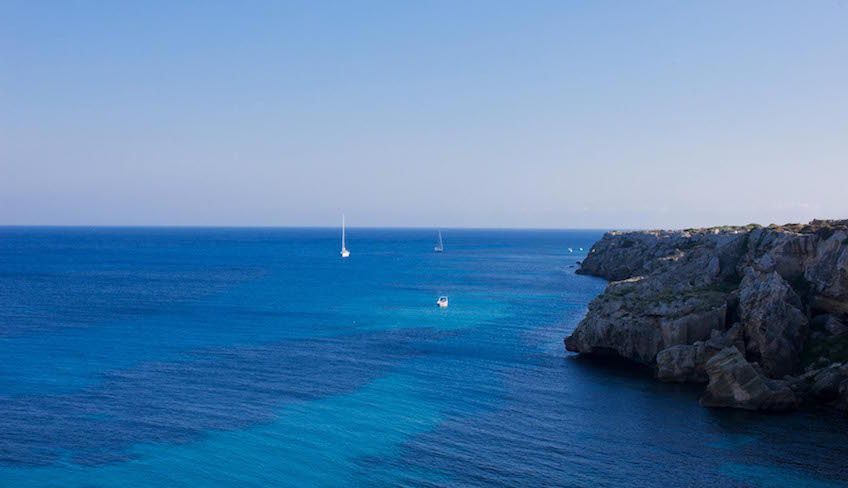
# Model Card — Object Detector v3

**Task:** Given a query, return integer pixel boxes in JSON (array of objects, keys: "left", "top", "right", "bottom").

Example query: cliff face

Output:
[{"left": 566, "top": 220, "right": 848, "bottom": 412}]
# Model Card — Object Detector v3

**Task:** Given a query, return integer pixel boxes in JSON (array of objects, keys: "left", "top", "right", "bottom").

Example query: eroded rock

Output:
[
  {"left": 738, "top": 270, "right": 808, "bottom": 377},
  {"left": 655, "top": 324, "right": 744, "bottom": 383},
  {"left": 837, "top": 380, "right": 848, "bottom": 412},
  {"left": 566, "top": 219, "right": 848, "bottom": 412},
  {"left": 699, "top": 347, "right": 799, "bottom": 412}
]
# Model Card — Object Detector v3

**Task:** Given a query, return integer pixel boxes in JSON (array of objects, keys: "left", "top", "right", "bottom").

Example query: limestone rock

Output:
[
  {"left": 655, "top": 324, "right": 744, "bottom": 383},
  {"left": 805, "top": 228, "right": 848, "bottom": 305},
  {"left": 745, "top": 228, "right": 817, "bottom": 282},
  {"left": 656, "top": 342, "right": 708, "bottom": 383},
  {"left": 700, "top": 347, "right": 799, "bottom": 412},
  {"left": 564, "top": 284, "right": 727, "bottom": 365},
  {"left": 567, "top": 229, "right": 745, "bottom": 364},
  {"left": 566, "top": 219, "right": 848, "bottom": 412},
  {"left": 805, "top": 362, "right": 848, "bottom": 402},
  {"left": 810, "top": 314, "right": 848, "bottom": 337},
  {"left": 738, "top": 270, "right": 808, "bottom": 377},
  {"left": 575, "top": 231, "right": 670, "bottom": 281},
  {"left": 837, "top": 379, "right": 848, "bottom": 412}
]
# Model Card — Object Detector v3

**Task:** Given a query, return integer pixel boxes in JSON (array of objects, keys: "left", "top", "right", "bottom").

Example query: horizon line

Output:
[{"left": 0, "top": 224, "right": 617, "bottom": 231}]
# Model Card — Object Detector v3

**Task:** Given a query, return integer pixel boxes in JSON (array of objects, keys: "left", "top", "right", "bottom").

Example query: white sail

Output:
[
  {"left": 341, "top": 215, "right": 350, "bottom": 258},
  {"left": 434, "top": 230, "right": 444, "bottom": 252}
]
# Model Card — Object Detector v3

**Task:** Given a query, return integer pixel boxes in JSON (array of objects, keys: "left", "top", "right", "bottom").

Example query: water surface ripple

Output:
[{"left": 1, "top": 228, "right": 846, "bottom": 487}]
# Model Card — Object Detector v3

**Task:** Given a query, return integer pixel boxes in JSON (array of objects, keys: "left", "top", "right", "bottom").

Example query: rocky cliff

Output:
[{"left": 565, "top": 220, "right": 848, "bottom": 412}]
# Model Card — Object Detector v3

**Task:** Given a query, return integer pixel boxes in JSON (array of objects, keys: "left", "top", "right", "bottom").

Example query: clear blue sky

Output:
[{"left": 2, "top": 0, "right": 847, "bottom": 228}]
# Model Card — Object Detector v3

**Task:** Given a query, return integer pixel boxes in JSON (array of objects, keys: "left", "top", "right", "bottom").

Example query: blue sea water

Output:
[{"left": 1, "top": 227, "right": 847, "bottom": 487}]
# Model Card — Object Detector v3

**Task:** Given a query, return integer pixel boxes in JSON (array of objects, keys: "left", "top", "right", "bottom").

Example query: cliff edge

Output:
[{"left": 566, "top": 220, "right": 848, "bottom": 412}]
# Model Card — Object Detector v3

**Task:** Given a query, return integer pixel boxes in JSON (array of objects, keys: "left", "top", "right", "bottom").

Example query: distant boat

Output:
[
  {"left": 436, "top": 296, "right": 449, "bottom": 308},
  {"left": 340, "top": 215, "right": 350, "bottom": 258},
  {"left": 568, "top": 247, "right": 574, "bottom": 253},
  {"left": 434, "top": 230, "right": 444, "bottom": 253}
]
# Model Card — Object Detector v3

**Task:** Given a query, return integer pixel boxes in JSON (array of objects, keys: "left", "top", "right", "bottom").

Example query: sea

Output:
[{"left": 1, "top": 227, "right": 847, "bottom": 487}]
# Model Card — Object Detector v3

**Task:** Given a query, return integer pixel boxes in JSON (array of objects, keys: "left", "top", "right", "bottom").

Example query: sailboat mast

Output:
[{"left": 339, "top": 214, "right": 351, "bottom": 257}]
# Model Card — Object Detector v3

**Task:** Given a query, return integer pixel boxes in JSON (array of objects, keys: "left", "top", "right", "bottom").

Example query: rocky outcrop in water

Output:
[
  {"left": 700, "top": 347, "right": 799, "bottom": 411},
  {"left": 566, "top": 219, "right": 848, "bottom": 412}
]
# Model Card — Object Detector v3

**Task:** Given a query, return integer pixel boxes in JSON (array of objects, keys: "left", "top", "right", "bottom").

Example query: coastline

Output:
[{"left": 565, "top": 219, "right": 848, "bottom": 413}]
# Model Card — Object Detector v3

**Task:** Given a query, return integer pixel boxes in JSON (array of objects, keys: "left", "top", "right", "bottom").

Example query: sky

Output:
[{"left": 2, "top": 0, "right": 847, "bottom": 229}]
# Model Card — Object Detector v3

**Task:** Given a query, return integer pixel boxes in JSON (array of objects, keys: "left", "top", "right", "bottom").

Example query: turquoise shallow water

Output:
[{"left": 1, "top": 227, "right": 847, "bottom": 487}]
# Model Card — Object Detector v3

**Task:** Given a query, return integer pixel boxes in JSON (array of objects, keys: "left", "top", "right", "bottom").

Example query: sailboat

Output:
[
  {"left": 434, "top": 230, "right": 444, "bottom": 253},
  {"left": 340, "top": 215, "right": 350, "bottom": 258}
]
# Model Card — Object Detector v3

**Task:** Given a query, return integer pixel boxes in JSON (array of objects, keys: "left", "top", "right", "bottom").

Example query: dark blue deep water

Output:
[{"left": 1, "top": 228, "right": 847, "bottom": 487}]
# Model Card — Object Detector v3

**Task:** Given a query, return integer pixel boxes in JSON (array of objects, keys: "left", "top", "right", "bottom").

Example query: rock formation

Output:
[
  {"left": 700, "top": 347, "right": 799, "bottom": 411},
  {"left": 566, "top": 219, "right": 848, "bottom": 412}
]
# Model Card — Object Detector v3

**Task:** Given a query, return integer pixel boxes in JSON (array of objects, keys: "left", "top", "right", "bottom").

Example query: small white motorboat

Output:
[{"left": 436, "top": 296, "right": 449, "bottom": 308}]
